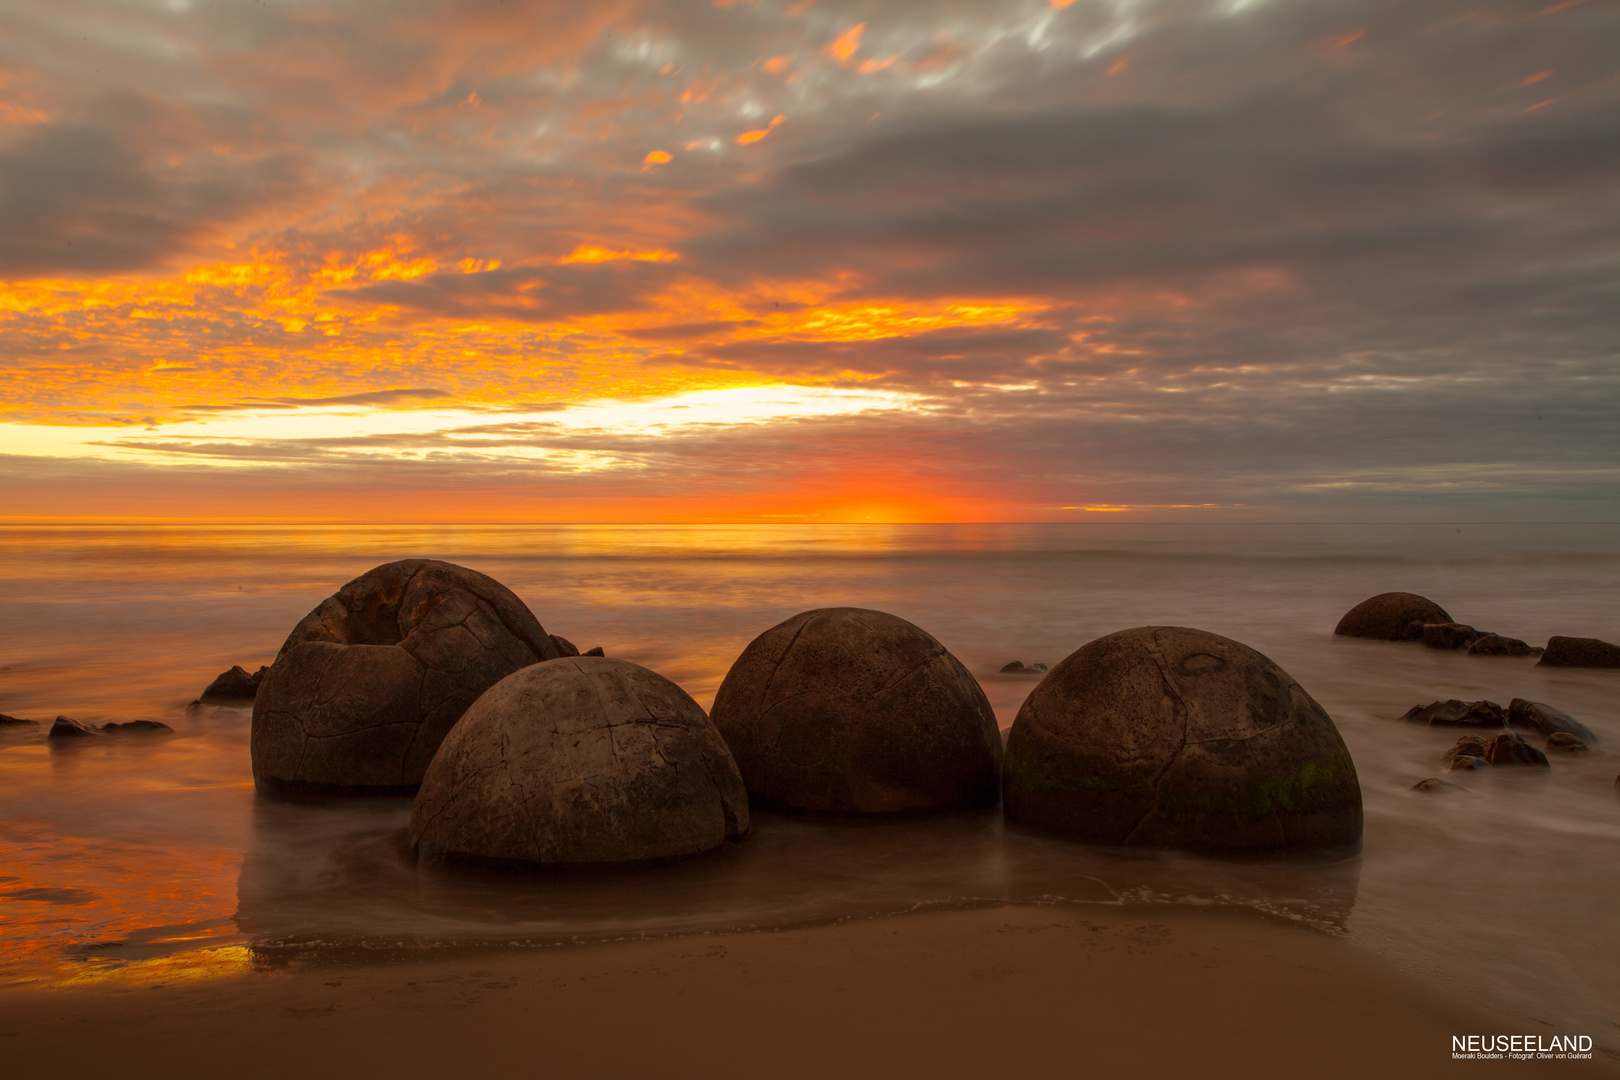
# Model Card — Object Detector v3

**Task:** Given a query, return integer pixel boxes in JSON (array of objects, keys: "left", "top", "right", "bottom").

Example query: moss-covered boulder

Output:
[
  {"left": 1003, "top": 626, "right": 1362, "bottom": 853},
  {"left": 410, "top": 657, "right": 748, "bottom": 868},
  {"left": 1334, "top": 592, "right": 1451, "bottom": 640},
  {"left": 252, "top": 559, "right": 561, "bottom": 793}
]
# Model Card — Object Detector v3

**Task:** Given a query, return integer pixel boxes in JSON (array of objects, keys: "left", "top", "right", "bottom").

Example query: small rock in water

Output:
[
  {"left": 1423, "top": 623, "right": 1486, "bottom": 650},
  {"left": 1334, "top": 592, "right": 1451, "bottom": 640},
  {"left": 548, "top": 634, "right": 580, "bottom": 657},
  {"left": 1000, "top": 661, "right": 1027, "bottom": 674},
  {"left": 0, "top": 713, "right": 39, "bottom": 727},
  {"left": 583, "top": 646, "right": 605, "bottom": 657},
  {"left": 1484, "top": 731, "right": 1550, "bottom": 768},
  {"left": 1508, "top": 698, "right": 1597, "bottom": 744},
  {"left": 1412, "top": 777, "right": 1458, "bottom": 792},
  {"left": 1538, "top": 635, "right": 1620, "bottom": 668},
  {"left": 1545, "top": 733, "right": 1589, "bottom": 755},
  {"left": 1467, "top": 633, "right": 1539, "bottom": 657},
  {"left": 48, "top": 716, "right": 99, "bottom": 738},
  {"left": 1401, "top": 699, "right": 1506, "bottom": 728},
  {"left": 102, "top": 720, "right": 173, "bottom": 736},
  {"left": 1031, "top": 663, "right": 1048, "bottom": 672},
  {"left": 1445, "top": 734, "right": 1490, "bottom": 763},
  {"left": 1447, "top": 755, "right": 1489, "bottom": 773},
  {"left": 197, "top": 665, "right": 266, "bottom": 704}
]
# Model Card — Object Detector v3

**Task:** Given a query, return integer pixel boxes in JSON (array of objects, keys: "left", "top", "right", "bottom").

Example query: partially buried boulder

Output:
[
  {"left": 1539, "top": 636, "right": 1620, "bottom": 668},
  {"left": 1545, "top": 733, "right": 1589, "bottom": 755},
  {"left": 1002, "top": 626, "right": 1362, "bottom": 852},
  {"left": 1334, "top": 593, "right": 1452, "bottom": 641},
  {"left": 410, "top": 657, "right": 748, "bottom": 868},
  {"left": 1400, "top": 700, "right": 1506, "bottom": 728},
  {"left": 1423, "top": 623, "right": 1485, "bottom": 650},
  {"left": 1508, "top": 699, "right": 1597, "bottom": 744},
  {"left": 1468, "top": 634, "right": 1539, "bottom": 657},
  {"left": 710, "top": 608, "right": 1002, "bottom": 816},
  {"left": 198, "top": 665, "right": 267, "bottom": 704},
  {"left": 252, "top": 559, "right": 562, "bottom": 793},
  {"left": 1484, "top": 731, "right": 1549, "bottom": 768}
]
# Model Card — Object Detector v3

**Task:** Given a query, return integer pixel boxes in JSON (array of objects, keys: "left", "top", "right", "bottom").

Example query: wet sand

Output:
[{"left": 5, "top": 903, "right": 1609, "bottom": 1080}]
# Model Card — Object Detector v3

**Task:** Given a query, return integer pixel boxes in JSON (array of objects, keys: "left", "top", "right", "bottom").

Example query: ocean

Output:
[{"left": 1, "top": 523, "right": 1616, "bottom": 1038}]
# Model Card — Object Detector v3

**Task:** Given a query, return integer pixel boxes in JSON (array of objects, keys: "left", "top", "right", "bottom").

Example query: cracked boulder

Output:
[
  {"left": 1334, "top": 592, "right": 1451, "bottom": 640},
  {"left": 710, "top": 607, "right": 1001, "bottom": 816},
  {"left": 409, "top": 656, "right": 748, "bottom": 867},
  {"left": 251, "top": 559, "right": 561, "bottom": 793},
  {"left": 1002, "top": 626, "right": 1362, "bottom": 853}
]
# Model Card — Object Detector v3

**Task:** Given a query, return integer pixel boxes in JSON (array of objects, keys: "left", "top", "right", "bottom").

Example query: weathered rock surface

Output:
[
  {"left": 410, "top": 657, "right": 748, "bottom": 868},
  {"left": 548, "top": 634, "right": 580, "bottom": 657},
  {"left": 1484, "top": 731, "right": 1550, "bottom": 768},
  {"left": 49, "top": 716, "right": 98, "bottom": 738},
  {"left": 1539, "top": 636, "right": 1620, "bottom": 668},
  {"left": 1445, "top": 734, "right": 1491, "bottom": 763},
  {"left": 252, "top": 559, "right": 561, "bottom": 793},
  {"left": 1508, "top": 698, "right": 1598, "bottom": 744},
  {"left": 1423, "top": 623, "right": 1486, "bottom": 650},
  {"left": 1334, "top": 593, "right": 1452, "bottom": 640},
  {"left": 198, "top": 665, "right": 267, "bottom": 704},
  {"left": 1545, "top": 733, "right": 1590, "bottom": 755},
  {"left": 1467, "top": 634, "right": 1539, "bottom": 657},
  {"left": 1401, "top": 699, "right": 1507, "bottom": 728},
  {"left": 710, "top": 607, "right": 1001, "bottom": 816},
  {"left": 1002, "top": 626, "right": 1362, "bottom": 852},
  {"left": 0, "top": 713, "right": 37, "bottom": 727}
]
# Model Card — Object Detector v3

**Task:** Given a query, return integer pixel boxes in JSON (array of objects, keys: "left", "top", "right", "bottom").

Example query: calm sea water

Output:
[{"left": 1, "top": 523, "right": 1617, "bottom": 1037}]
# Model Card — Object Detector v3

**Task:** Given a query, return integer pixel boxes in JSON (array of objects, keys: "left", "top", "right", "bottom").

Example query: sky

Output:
[{"left": 0, "top": 0, "right": 1615, "bottom": 522}]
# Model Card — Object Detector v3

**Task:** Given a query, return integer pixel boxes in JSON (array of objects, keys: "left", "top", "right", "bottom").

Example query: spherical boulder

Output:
[
  {"left": 1334, "top": 592, "right": 1451, "bottom": 640},
  {"left": 409, "top": 657, "right": 749, "bottom": 868},
  {"left": 252, "top": 559, "right": 561, "bottom": 793},
  {"left": 1003, "top": 626, "right": 1362, "bottom": 853},
  {"left": 710, "top": 607, "right": 1001, "bottom": 816}
]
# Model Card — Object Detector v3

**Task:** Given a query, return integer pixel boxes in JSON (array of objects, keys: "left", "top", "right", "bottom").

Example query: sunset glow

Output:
[{"left": 0, "top": 0, "right": 1614, "bottom": 522}]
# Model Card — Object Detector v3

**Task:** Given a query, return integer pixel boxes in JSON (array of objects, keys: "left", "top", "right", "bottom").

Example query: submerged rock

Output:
[
  {"left": 1508, "top": 699, "right": 1597, "bottom": 744},
  {"left": 1423, "top": 623, "right": 1486, "bottom": 650},
  {"left": 1002, "top": 626, "right": 1362, "bottom": 853},
  {"left": 198, "top": 665, "right": 267, "bottom": 704},
  {"left": 1538, "top": 636, "right": 1620, "bottom": 668},
  {"left": 1545, "top": 733, "right": 1590, "bottom": 755},
  {"left": 1467, "top": 634, "right": 1539, "bottom": 657},
  {"left": 410, "top": 657, "right": 748, "bottom": 868},
  {"left": 1412, "top": 777, "right": 1459, "bottom": 792},
  {"left": 1401, "top": 699, "right": 1507, "bottom": 728},
  {"left": 48, "top": 716, "right": 98, "bottom": 738},
  {"left": 711, "top": 607, "right": 1001, "bottom": 816},
  {"left": 1446, "top": 734, "right": 1491, "bottom": 763},
  {"left": 252, "top": 559, "right": 561, "bottom": 793},
  {"left": 1484, "top": 731, "right": 1550, "bottom": 768},
  {"left": 0, "top": 713, "right": 38, "bottom": 727},
  {"left": 1448, "top": 755, "right": 1489, "bottom": 773},
  {"left": 1334, "top": 593, "right": 1452, "bottom": 641},
  {"left": 48, "top": 716, "right": 173, "bottom": 738},
  {"left": 1000, "top": 660, "right": 1028, "bottom": 673},
  {"left": 102, "top": 720, "right": 173, "bottom": 735}
]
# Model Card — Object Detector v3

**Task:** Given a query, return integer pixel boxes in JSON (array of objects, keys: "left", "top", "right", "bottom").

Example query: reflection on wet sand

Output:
[{"left": 233, "top": 789, "right": 1360, "bottom": 970}]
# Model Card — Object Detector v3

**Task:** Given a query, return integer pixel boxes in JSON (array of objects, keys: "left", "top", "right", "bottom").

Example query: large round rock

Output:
[
  {"left": 409, "top": 657, "right": 749, "bottom": 867},
  {"left": 252, "top": 559, "right": 561, "bottom": 793},
  {"left": 1334, "top": 592, "right": 1451, "bottom": 640},
  {"left": 710, "top": 607, "right": 1001, "bottom": 815},
  {"left": 1003, "top": 626, "right": 1362, "bottom": 852}
]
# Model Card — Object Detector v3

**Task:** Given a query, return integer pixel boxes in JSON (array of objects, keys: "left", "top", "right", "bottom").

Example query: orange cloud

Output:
[
  {"left": 826, "top": 23, "right": 864, "bottom": 65},
  {"left": 735, "top": 114, "right": 784, "bottom": 144}
]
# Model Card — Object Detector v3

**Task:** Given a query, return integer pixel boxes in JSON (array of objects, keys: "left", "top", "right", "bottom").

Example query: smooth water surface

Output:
[{"left": 1, "top": 523, "right": 1617, "bottom": 1038}]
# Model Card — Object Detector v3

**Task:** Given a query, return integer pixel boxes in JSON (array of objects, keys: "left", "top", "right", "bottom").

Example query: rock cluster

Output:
[
  {"left": 1467, "top": 634, "right": 1539, "bottom": 657},
  {"left": 1334, "top": 593, "right": 1451, "bottom": 640},
  {"left": 252, "top": 559, "right": 562, "bottom": 793},
  {"left": 1422, "top": 623, "right": 1485, "bottom": 650},
  {"left": 1002, "top": 626, "right": 1362, "bottom": 853},
  {"left": 1401, "top": 700, "right": 1506, "bottom": 727},
  {"left": 711, "top": 608, "right": 1002, "bottom": 816},
  {"left": 410, "top": 657, "right": 748, "bottom": 868}
]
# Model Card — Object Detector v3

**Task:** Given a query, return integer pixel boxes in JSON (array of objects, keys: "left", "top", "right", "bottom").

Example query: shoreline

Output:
[{"left": 5, "top": 902, "right": 1611, "bottom": 1079}]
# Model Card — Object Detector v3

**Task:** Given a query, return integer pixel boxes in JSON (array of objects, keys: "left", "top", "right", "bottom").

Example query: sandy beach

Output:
[{"left": 5, "top": 903, "right": 1608, "bottom": 1080}]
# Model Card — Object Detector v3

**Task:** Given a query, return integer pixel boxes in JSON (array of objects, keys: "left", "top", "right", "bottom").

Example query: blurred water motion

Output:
[{"left": 1, "top": 523, "right": 1617, "bottom": 1036}]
